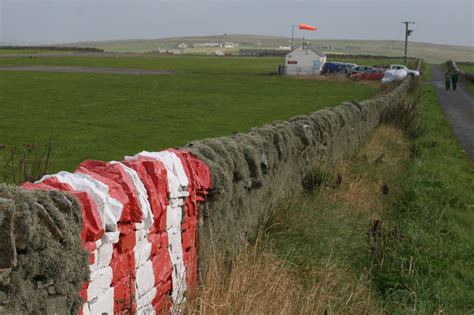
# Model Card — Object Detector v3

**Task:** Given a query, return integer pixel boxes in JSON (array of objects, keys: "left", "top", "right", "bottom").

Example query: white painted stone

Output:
[
  {"left": 135, "top": 221, "right": 145, "bottom": 230},
  {"left": 137, "top": 305, "right": 156, "bottom": 315},
  {"left": 87, "top": 266, "right": 113, "bottom": 301},
  {"left": 137, "top": 306, "right": 156, "bottom": 315},
  {"left": 169, "top": 198, "right": 184, "bottom": 208},
  {"left": 88, "top": 288, "right": 114, "bottom": 315},
  {"left": 95, "top": 242, "right": 113, "bottom": 271},
  {"left": 136, "top": 287, "right": 157, "bottom": 310},
  {"left": 135, "top": 226, "right": 148, "bottom": 241},
  {"left": 103, "top": 231, "right": 120, "bottom": 244},
  {"left": 81, "top": 303, "right": 91, "bottom": 315},
  {"left": 135, "top": 260, "right": 155, "bottom": 298},
  {"left": 39, "top": 172, "right": 123, "bottom": 231},
  {"left": 90, "top": 232, "right": 118, "bottom": 273},
  {"left": 134, "top": 239, "right": 152, "bottom": 268},
  {"left": 165, "top": 205, "right": 186, "bottom": 307}
]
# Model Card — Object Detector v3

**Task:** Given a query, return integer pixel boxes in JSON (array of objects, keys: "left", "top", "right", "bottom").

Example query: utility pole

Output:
[
  {"left": 291, "top": 25, "right": 295, "bottom": 49},
  {"left": 402, "top": 21, "right": 415, "bottom": 66}
]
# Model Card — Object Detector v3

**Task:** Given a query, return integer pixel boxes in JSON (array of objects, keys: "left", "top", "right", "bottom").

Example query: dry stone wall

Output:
[
  {"left": 0, "top": 186, "right": 88, "bottom": 314},
  {"left": 0, "top": 60, "right": 421, "bottom": 314},
  {"left": 188, "top": 60, "right": 421, "bottom": 266}
]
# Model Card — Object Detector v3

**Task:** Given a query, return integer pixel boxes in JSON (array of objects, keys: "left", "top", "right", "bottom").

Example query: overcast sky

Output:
[{"left": 1, "top": 0, "right": 473, "bottom": 47}]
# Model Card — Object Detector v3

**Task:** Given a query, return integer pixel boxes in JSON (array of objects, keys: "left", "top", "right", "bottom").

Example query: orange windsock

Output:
[{"left": 299, "top": 23, "right": 317, "bottom": 31}]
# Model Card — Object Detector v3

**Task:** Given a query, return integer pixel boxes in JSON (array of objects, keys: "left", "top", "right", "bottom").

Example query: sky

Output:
[{"left": 0, "top": 0, "right": 473, "bottom": 47}]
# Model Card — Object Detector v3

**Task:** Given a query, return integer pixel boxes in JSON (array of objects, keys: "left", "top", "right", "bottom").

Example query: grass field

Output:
[
  {"left": 0, "top": 49, "right": 69, "bottom": 55},
  {"left": 0, "top": 55, "right": 282, "bottom": 75},
  {"left": 0, "top": 55, "right": 379, "bottom": 179},
  {"left": 457, "top": 63, "right": 474, "bottom": 95},
  {"left": 458, "top": 63, "right": 474, "bottom": 73}
]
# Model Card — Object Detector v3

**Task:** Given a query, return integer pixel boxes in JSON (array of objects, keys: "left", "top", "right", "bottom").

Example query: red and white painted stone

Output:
[{"left": 22, "top": 149, "right": 211, "bottom": 314}]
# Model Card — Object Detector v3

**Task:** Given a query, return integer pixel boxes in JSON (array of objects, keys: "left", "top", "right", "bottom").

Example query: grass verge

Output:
[{"left": 370, "top": 84, "right": 474, "bottom": 313}]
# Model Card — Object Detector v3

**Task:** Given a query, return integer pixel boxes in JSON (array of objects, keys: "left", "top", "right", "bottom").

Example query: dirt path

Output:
[
  {"left": 431, "top": 64, "right": 474, "bottom": 161},
  {"left": 0, "top": 65, "right": 174, "bottom": 75}
]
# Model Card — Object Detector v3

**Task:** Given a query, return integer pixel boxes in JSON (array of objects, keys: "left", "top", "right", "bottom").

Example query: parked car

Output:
[
  {"left": 341, "top": 63, "right": 357, "bottom": 75},
  {"left": 389, "top": 64, "right": 420, "bottom": 76},
  {"left": 350, "top": 69, "right": 386, "bottom": 80},
  {"left": 381, "top": 69, "right": 408, "bottom": 84},
  {"left": 321, "top": 62, "right": 344, "bottom": 74},
  {"left": 349, "top": 66, "right": 375, "bottom": 76}
]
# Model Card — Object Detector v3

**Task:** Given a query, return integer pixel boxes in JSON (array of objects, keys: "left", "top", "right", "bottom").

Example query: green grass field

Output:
[
  {"left": 457, "top": 63, "right": 474, "bottom": 95},
  {"left": 0, "top": 49, "right": 68, "bottom": 55},
  {"left": 0, "top": 55, "right": 378, "bottom": 177},
  {"left": 458, "top": 63, "right": 474, "bottom": 73},
  {"left": 0, "top": 55, "right": 282, "bottom": 75}
]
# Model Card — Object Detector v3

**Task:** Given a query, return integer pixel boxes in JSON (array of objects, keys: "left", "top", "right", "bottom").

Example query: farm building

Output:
[{"left": 282, "top": 45, "right": 326, "bottom": 76}]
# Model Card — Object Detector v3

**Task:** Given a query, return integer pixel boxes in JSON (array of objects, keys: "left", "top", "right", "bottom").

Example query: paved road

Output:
[
  {"left": 0, "top": 65, "right": 174, "bottom": 75},
  {"left": 431, "top": 64, "right": 474, "bottom": 161}
]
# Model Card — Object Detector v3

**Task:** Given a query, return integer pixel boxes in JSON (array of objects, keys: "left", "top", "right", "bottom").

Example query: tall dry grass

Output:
[{"left": 185, "top": 237, "right": 382, "bottom": 315}]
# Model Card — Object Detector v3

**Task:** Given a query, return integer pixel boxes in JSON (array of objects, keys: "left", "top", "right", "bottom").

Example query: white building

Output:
[{"left": 284, "top": 45, "right": 326, "bottom": 76}]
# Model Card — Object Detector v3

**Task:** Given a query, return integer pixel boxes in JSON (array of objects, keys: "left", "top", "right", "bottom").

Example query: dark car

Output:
[
  {"left": 340, "top": 63, "right": 357, "bottom": 75},
  {"left": 321, "top": 62, "right": 344, "bottom": 74}
]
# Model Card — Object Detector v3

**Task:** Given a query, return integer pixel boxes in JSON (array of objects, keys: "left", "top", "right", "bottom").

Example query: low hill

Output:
[{"left": 63, "top": 34, "right": 474, "bottom": 63}]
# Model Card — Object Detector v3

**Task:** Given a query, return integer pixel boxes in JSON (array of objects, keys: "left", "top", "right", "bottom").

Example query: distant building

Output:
[
  {"left": 193, "top": 42, "right": 222, "bottom": 48},
  {"left": 239, "top": 49, "right": 288, "bottom": 57},
  {"left": 177, "top": 43, "right": 188, "bottom": 49},
  {"left": 224, "top": 42, "right": 238, "bottom": 48},
  {"left": 281, "top": 44, "right": 326, "bottom": 76},
  {"left": 157, "top": 48, "right": 182, "bottom": 55},
  {"left": 279, "top": 45, "right": 292, "bottom": 50}
]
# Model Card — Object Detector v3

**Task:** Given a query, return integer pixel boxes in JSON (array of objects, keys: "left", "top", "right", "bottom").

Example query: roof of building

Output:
[{"left": 287, "top": 45, "right": 326, "bottom": 58}]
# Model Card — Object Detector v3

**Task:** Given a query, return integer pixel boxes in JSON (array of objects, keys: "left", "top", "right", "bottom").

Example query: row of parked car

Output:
[{"left": 321, "top": 61, "right": 419, "bottom": 83}]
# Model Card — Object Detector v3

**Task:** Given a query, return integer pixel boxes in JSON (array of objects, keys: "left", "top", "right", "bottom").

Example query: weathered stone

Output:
[
  {"left": 0, "top": 186, "right": 89, "bottom": 315},
  {"left": 46, "top": 295, "right": 68, "bottom": 315},
  {"left": 0, "top": 199, "right": 16, "bottom": 270}
]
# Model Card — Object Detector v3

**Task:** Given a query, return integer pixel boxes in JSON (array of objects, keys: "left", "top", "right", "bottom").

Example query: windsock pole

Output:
[{"left": 291, "top": 25, "right": 295, "bottom": 49}]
